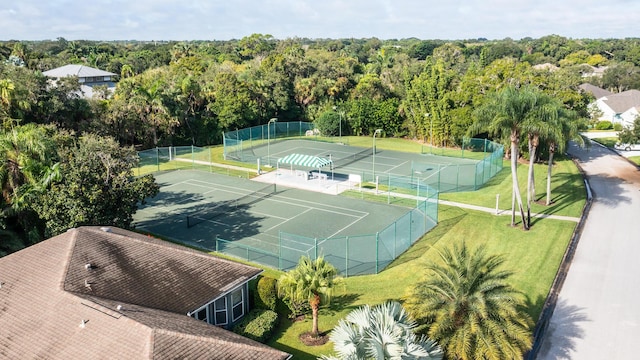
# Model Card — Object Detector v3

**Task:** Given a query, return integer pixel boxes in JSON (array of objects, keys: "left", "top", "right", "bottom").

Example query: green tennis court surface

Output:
[{"left": 133, "top": 170, "right": 417, "bottom": 273}]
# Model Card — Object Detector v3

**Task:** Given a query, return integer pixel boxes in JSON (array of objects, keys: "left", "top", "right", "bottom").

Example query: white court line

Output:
[
  {"left": 326, "top": 212, "right": 368, "bottom": 239},
  {"left": 420, "top": 164, "right": 451, "bottom": 181},
  {"left": 386, "top": 160, "right": 410, "bottom": 173},
  {"left": 186, "top": 178, "right": 368, "bottom": 217},
  {"left": 265, "top": 208, "right": 313, "bottom": 232}
]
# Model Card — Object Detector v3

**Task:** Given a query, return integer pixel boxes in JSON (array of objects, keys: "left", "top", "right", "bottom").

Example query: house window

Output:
[
  {"left": 214, "top": 297, "right": 227, "bottom": 325},
  {"left": 193, "top": 307, "right": 207, "bottom": 322},
  {"left": 231, "top": 288, "right": 244, "bottom": 321}
]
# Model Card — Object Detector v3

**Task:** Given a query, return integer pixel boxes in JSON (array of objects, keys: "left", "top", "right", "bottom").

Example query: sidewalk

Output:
[{"left": 361, "top": 188, "right": 580, "bottom": 222}]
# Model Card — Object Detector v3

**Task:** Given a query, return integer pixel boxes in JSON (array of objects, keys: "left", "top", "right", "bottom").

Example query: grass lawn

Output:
[
  {"left": 628, "top": 156, "right": 640, "bottom": 166},
  {"left": 440, "top": 157, "right": 585, "bottom": 218},
  {"left": 266, "top": 204, "right": 576, "bottom": 359},
  {"left": 590, "top": 137, "right": 618, "bottom": 148}
]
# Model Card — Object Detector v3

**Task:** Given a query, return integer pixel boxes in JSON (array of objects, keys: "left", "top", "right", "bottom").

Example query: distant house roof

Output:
[
  {"left": 601, "top": 89, "right": 640, "bottom": 114},
  {"left": 0, "top": 226, "right": 289, "bottom": 360},
  {"left": 579, "top": 83, "right": 613, "bottom": 100},
  {"left": 532, "top": 63, "right": 559, "bottom": 71},
  {"left": 42, "top": 64, "right": 116, "bottom": 78}
]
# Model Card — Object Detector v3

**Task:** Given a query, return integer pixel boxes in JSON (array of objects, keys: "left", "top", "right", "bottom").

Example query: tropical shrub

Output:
[
  {"left": 232, "top": 309, "right": 279, "bottom": 342},
  {"left": 595, "top": 120, "right": 613, "bottom": 130}
]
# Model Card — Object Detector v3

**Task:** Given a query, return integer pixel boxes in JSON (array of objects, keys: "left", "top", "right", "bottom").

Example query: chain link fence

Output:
[{"left": 215, "top": 189, "right": 438, "bottom": 276}]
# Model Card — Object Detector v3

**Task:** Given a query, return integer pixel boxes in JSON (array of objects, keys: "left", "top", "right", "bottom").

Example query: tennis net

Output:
[
  {"left": 331, "top": 147, "right": 372, "bottom": 170},
  {"left": 186, "top": 183, "right": 276, "bottom": 228}
]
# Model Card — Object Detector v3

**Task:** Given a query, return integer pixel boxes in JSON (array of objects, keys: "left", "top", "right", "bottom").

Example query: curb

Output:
[{"left": 525, "top": 154, "right": 593, "bottom": 359}]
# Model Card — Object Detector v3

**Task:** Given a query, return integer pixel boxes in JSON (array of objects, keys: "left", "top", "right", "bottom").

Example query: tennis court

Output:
[
  {"left": 255, "top": 139, "right": 484, "bottom": 192},
  {"left": 133, "top": 170, "right": 414, "bottom": 273}
]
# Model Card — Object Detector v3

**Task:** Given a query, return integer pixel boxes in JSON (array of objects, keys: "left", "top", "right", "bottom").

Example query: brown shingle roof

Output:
[
  {"left": 64, "top": 226, "right": 262, "bottom": 313},
  {"left": 0, "top": 226, "right": 289, "bottom": 360}
]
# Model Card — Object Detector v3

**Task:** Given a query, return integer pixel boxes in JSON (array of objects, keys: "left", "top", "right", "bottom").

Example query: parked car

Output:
[{"left": 615, "top": 142, "right": 640, "bottom": 151}]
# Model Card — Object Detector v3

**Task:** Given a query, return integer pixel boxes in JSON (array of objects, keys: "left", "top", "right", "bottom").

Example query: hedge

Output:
[{"left": 232, "top": 309, "right": 279, "bottom": 342}]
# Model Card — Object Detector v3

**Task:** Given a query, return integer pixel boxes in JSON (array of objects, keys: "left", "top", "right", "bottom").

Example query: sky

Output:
[{"left": 2, "top": 0, "right": 640, "bottom": 41}]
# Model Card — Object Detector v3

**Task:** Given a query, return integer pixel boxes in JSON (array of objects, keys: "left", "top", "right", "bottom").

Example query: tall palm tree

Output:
[
  {"left": 471, "top": 85, "right": 546, "bottom": 230},
  {"left": 131, "top": 78, "right": 175, "bottom": 146},
  {"left": 277, "top": 256, "right": 341, "bottom": 338},
  {"left": 545, "top": 108, "right": 582, "bottom": 206},
  {"left": 321, "top": 301, "right": 443, "bottom": 360},
  {"left": 404, "top": 242, "right": 532, "bottom": 360},
  {"left": 0, "top": 79, "right": 16, "bottom": 129},
  {"left": 522, "top": 93, "right": 564, "bottom": 227}
]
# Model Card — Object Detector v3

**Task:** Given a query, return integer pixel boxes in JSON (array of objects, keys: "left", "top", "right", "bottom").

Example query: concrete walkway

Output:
[{"left": 360, "top": 188, "right": 580, "bottom": 222}]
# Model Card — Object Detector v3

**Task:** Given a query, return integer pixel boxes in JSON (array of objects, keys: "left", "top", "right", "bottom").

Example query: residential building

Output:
[
  {"left": 580, "top": 83, "right": 640, "bottom": 127},
  {"left": 42, "top": 64, "right": 117, "bottom": 98},
  {"left": 0, "top": 226, "right": 290, "bottom": 359}
]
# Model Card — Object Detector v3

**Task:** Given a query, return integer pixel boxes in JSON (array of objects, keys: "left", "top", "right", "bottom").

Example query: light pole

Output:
[
  {"left": 267, "top": 117, "right": 277, "bottom": 166},
  {"left": 425, "top": 113, "right": 432, "bottom": 148},
  {"left": 372, "top": 129, "right": 382, "bottom": 180},
  {"left": 333, "top": 106, "right": 343, "bottom": 140}
]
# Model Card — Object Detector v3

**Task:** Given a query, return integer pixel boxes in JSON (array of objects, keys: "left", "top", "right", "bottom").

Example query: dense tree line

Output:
[
  {"left": 2, "top": 35, "right": 640, "bottom": 150},
  {"left": 1, "top": 34, "right": 638, "bottom": 253}
]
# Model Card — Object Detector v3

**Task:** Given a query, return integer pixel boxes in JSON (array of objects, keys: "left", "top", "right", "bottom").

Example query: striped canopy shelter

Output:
[
  {"left": 277, "top": 153, "right": 334, "bottom": 180},
  {"left": 277, "top": 153, "right": 333, "bottom": 168}
]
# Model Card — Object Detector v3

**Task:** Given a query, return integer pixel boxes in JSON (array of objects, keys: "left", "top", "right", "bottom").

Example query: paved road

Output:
[{"left": 538, "top": 140, "right": 640, "bottom": 359}]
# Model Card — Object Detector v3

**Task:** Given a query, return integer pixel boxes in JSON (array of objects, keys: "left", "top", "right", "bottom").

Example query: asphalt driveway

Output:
[{"left": 538, "top": 140, "right": 640, "bottom": 359}]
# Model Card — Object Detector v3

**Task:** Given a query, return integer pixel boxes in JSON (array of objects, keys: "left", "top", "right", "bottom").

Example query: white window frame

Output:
[
  {"left": 214, "top": 297, "right": 228, "bottom": 326},
  {"left": 231, "top": 287, "right": 244, "bottom": 322},
  {"left": 191, "top": 305, "right": 208, "bottom": 322}
]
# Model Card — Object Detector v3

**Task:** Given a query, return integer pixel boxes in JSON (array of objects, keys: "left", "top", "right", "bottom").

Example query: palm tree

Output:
[
  {"left": 277, "top": 256, "right": 341, "bottom": 338},
  {"left": 404, "top": 242, "right": 532, "bottom": 360},
  {"left": 522, "top": 93, "right": 565, "bottom": 227},
  {"left": 0, "top": 79, "right": 16, "bottom": 129},
  {"left": 0, "top": 124, "right": 57, "bottom": 208},
  {"left": 131, "top": 77, "right": 175, "bottom": 146},
  {"left": 471, "top": 85, "right": 546, "bottom": 230},
  {"left": 545, "top": 108, "right": 582, "bottom": 206},
  {"left": 321, "top": 301, "right": 443, "bottom": 360}
]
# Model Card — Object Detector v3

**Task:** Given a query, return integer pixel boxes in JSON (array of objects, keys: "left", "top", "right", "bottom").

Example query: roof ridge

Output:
[
  {"left": 152, "top": 328, "right": 282, "bottom": 352},
  {"left": 78, "top": 226, "right": 259, "bottom": 268},
  {"left": 61, "top": 228, "right": 81, "bottom": 291}
]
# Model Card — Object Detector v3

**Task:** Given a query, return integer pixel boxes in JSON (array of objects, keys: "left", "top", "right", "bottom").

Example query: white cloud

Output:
[{"left": 2, "top": 0, "right": 640, "bottom": 40}]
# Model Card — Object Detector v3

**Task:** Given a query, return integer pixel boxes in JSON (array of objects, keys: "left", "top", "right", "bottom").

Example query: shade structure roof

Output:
[{"left": 277, "top": 153, "right": 332, "bottom": 168}]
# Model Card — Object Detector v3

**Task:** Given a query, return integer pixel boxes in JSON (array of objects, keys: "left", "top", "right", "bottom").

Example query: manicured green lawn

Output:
[
  {"left": 440, "top": 157, "right": 585, "bottom": 218},
  {"left": 628, "top": 156, "right": 640, "bottom": 166},
  {"left": 266, "top": 204, "right": 576, "bottom": 359},
  {"left": 591, "top": 137, "right": 618, "bottom": 148}
]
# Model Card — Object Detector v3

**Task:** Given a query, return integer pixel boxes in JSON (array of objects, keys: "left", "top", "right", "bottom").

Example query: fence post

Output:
[
  {"left": 278, "top": 231, "right": 282, "bottom": 270},
  {"left": 314, "top": 237, "right": 318, "bottom": 260},
  {"left": 474, "top": 162, "right": 479, "bottom": 190},
  {"left": 375, "top": 232, "right": 379, "bottom": 274},
  {"left": 155, "top": 147, "right": 160, "bottom": 172},
  {"left": 345, "top": 236, "right": 349, "bottom": 277},
  {"left": 190, "top": 145, "right": 194, "bottom": 168}
]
